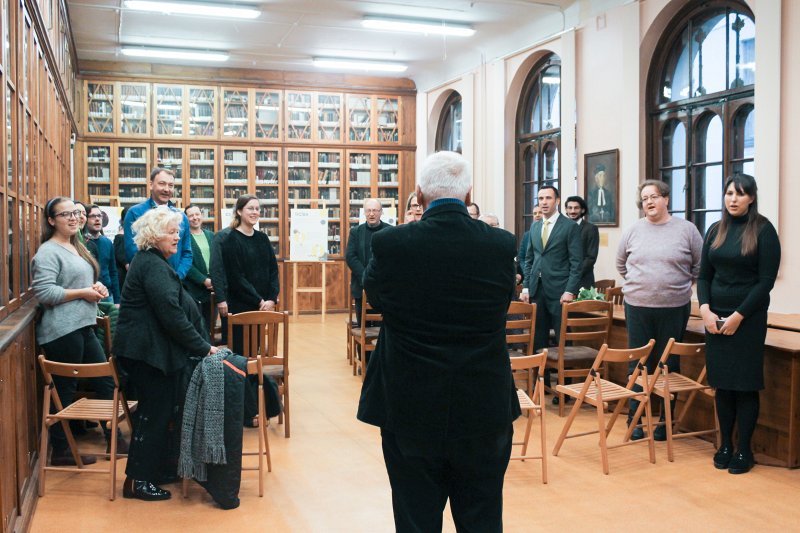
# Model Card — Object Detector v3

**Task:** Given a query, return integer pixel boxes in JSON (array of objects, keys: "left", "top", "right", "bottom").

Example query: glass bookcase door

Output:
[
  {"left": 286, "top": 149, "right": 312, "bottom": 208},
  {"left": 222, "top": 148, "right": 249, "bottom": 209},
  {"left": 118, "top": 82, "right": 149, "bottom": 136},
  {"left": 377, "top": 151, "right": 400, "bottom": 210},
  {"left": 86, "top": 144, "right": 112, "bottom": 200},
  {"left": 117, "top": 145, "right": 149, "bottom": 208},
  {"left": 347, "top": 95, "right": 372, "bottom": 142},
  {"left": 155, "top": 145, "right": 184, "bottom": 204},
  {"left": 286, "top": 91, "right": 313, "bottom": 141},
  {"left": 86, "top": 82, "right": 114, "bottom": 134},
  {"left": 317, "top": 93, "right": 342, "bottom": 142},
  {"left": 223, "top": 89, "right": 249, "bottom": 139},
  {"left": 155, "top": 85, "right": 184, "bottom": 137},
  {"left": 254, "top": 90, "right": 281, "bottom": 139},
  {"left": 376, "top": 98, "right": 400, "bottom": 143},
  {"left": 317, "top": 150, "right": 342, "bottom": 255},
  {"left": 255, "top": 149, "right": 281, "bottom": 256},
  {"left": 187, "top": 87, "right": 217, "bottom": 138},
  {"left": 188, "top": 147, "right": 216, "bottom": 225},
  {"left": 347, "top": 151, "right": 372, "bottom": 231}
]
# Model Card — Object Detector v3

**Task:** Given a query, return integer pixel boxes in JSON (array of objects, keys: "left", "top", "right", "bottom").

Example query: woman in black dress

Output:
[{"left": 698, "top": 174, "right": 781, "bottom": 475}]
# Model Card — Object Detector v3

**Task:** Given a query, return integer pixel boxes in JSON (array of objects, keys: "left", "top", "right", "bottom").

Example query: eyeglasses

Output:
[
  {"left": 53, "top": 209, "right": 81, "bottom": 219},
  {"left": 365, "top": 209, "right": 382, "bottom": 214},
  {"left": 640, "top": 194, "right": 663, "bottom": 203},
  {"left": 410, "top": 203, "right": 422, "bottom": 210},
  {"left": 87, "top": 213, "right": 103, "bottom": 219}
]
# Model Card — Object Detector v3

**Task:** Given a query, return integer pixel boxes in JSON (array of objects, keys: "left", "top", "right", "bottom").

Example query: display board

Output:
[{"left": 290, "top": 208, "right": 329, "bottom": 261}]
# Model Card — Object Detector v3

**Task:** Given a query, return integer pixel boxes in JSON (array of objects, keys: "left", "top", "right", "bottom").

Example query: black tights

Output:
[{"left": 715, "top": 389, "right": 759, "bottom": 454}]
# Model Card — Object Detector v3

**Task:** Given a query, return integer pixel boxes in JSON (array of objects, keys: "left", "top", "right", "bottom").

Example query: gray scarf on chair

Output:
[{"left": 178, "top": 350, "right": 228, "bottom": 481}]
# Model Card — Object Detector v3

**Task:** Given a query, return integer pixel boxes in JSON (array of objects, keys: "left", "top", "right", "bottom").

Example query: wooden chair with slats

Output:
[
  {"left": 351, "top": 291, "right": 382, "bottom": 381},
  {"left": 548, "top": 299, "right": 613, "bottom": 416},
  {"left": 594, "top": 279, "right": 616, "bottom": 295},
  {"left": 345, "top": 296, "right": 358, "bottom": 365},
  {"left": 606, "top": 286, "right": 624, "bottom": 306},
  {"left": 228, "top": 310, "right": 291, "bottom": 438},
  {"left": 506, "top": 301, "right": 537, "bottom": 400},
  {"left": 509, "top": 351, "right": 548, "bottom": 484},
  {"left": 552, "top": 340, "right": 656, "bottom": 475},
  {"left": 183, "top": 355, "right": 271, "bottom": 498},
  {"left": 624, "top": 339, "right": 719, "bottom": 461},
  {"left": 209, "top": 292, "right": 221, "bottom": 343},
  {"left": 96, "top": 314, "right": 113, "bottom": 357},
  {"left": 37, "top": 355, "right": 137, "bottom": 500}
]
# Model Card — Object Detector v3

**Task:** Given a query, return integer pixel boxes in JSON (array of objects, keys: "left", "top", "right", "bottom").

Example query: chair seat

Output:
[
  {"left": 556, "top": 379, "right": 639, "bottom": 404},
  {"left": 50, "top": 398, "right": 138, "bottom": 421},
  {"left": 516, "top": 389, "right": 539, "bottom": 410},
  {"left": 351, "top": 326, "right": 380, "bottom": 339},
  {"left": 636, "top": 373, "right": 709, "bottom": 395},
  {"left": 547, "top": 345, "right": 599, "bottom": 363}
]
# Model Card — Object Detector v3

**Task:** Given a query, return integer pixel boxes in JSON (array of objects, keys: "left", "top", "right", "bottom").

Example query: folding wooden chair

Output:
[
  {"left": 509, "top": 351, "right": 548, "bottom": 484},
  {"left": 548, "top": 299, "right": 613, "bottom": 416},
  {"left": 345, "top": 296, "right": 357, "bottom": 365},
  {"left": 506, "top": 301, "right": 537, "bottom": 399},
  {"left": 594, "top": 279, "right": 616, "bottom": 294},
  {"left": 209, "top": 291, "right": 221, "bottom": 343},
  {"left": 182, "top": 356, "right": 271, "bottom": 498},
  {"left": 552, "top": 340, "right": 656, "bottom": 475},
  {"left": 38, "top": 355, "right": 137, "bottom": 500},
  {"left": 606, "top": 286, "right": 624, "bottom": 306},
  {"left": 228, "top": 310, "right": 291, "bottom": 438},
  {"left": 95, "top": 314, "right": 113, "bottom": 357},
  {"left": 625, "top": 339, "right": 719, "bottom": 461},
  {"left": 351, "top": 291, "right": 382, "bottom": 381}
]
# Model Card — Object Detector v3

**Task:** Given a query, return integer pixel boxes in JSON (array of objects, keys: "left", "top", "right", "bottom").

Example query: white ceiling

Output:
[{"left": 65, "top": 0, "right": 578, "bottom": 82}]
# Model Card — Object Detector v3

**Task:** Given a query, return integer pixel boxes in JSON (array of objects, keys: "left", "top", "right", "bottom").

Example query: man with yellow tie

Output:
[{"left": 521, "top": 185, "right": 583, "bottom": 351}]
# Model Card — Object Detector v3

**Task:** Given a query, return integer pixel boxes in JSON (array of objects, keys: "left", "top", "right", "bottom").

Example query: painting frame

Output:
[{"left": 584, "top": 149, "right": 620, "bottom": 227}]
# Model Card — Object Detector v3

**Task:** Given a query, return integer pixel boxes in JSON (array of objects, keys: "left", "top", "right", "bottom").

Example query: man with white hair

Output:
[
  {"left": 345, "top": 198, "right": 390, "bottom": 324},
  {"left": 357, "top": 151, "right": 519, "bottom": 532},
  {"left": 479, "top": 213, "right": 500, "bottom": 228}
]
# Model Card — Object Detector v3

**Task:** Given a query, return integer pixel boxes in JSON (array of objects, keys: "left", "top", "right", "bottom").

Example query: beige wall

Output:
[{"left": 416, "top": 0, "right": 795, "bottom": 314}]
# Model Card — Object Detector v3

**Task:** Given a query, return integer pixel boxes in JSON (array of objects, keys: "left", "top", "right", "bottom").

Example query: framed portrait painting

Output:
[{"left": 584, "top": 149, "right": 619, "bottom": 227}]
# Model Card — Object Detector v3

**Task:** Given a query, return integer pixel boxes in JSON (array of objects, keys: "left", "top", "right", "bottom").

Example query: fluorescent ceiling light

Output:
[
  {"left": 124, "top": 1, "right": 260, "bottom": 19},
  {"left": 313, "top": 57, "right": 407, "bottom": 73},
  {"left": 362, "top": 16, "right": 475, "bottom": 37},
  {"left": 121, "top": 47, "right": 229, "bottom": 62}
]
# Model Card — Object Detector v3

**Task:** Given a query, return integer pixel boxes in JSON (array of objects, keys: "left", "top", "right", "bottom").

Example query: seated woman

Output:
[{"left": 114, "top": 206, "right": 217, "bottom": 501}]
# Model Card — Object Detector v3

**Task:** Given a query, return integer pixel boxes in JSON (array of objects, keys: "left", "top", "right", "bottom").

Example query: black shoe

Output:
[
  {"left": 552, "top": 395, "right": 572, "bottom": 406},
  {"left": 653, "top": 424, "right": 667, "bottom": 442},
  {"left": 727, "top": 451, "right": 754, "bottom": 475},
  {"left": 105, "top": 435, "right": 129, "bottom": 457},
  {"left": 123, "top": 477, "right": 172, "bottom": 501},
  {"left": 713, "top": 445, "right": 734, "bottom": 469},
  {"left": 630, "top": 427, "right": 645, "bottom": 441},
  {"left": 51, "top": 449, "right": 97, "bottom": 466}
]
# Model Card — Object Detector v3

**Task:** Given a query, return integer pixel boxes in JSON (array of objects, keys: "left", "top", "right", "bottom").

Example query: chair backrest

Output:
[
  {"left": 360, "top": 290, "right": 383, "bottom": 326},
  {"left": 506, "top": 301, "right": 536, "bottom": 355},
  {"left": 656, "top": 338, "right": 707, "bottom": 382},
  {"left": 606, "top": 286, "right": 624, "bottom": 305},
  {"left": 96, "top": 315, "right": 113, "bottom": 356},
  {"left": 593, "top": 341, "right": 655, "bottom": 369},
  {"left": 594, "top": 279, "right": 616, "bottom": 294},
  {"left": 38, "top": 354, "right": 120, "bottom": 387},
  {"left": 509, "top": 350, "right": 547, "bottom": 374},
  {"left": 227, "top": 310, "right": 289, "bottom": 371},
  {"left": 558, "top": 299, "right": 613, "bottom": 349}
]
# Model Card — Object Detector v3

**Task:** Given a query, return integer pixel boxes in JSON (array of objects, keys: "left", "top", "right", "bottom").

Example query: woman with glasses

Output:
[
  {"left": 616, "top": 180, "right": 704, "bottom": 439},
  {"left": 698, "top": 174, "right": 781, "bottom": 474},
  {"left": 404, "top": 192, "right": 423, "bottom": 223},
  {"left": 31, "top": 196, "right": 122, "bottom": 467}
]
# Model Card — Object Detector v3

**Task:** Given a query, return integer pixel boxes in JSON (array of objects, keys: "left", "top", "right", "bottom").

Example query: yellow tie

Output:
[{"left": 542, "top": 219, "right": 550, "bottom": 248}]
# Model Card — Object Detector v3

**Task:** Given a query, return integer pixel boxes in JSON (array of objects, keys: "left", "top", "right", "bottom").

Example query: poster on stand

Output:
[{"left": 290, "top": 208, "right": 328, "bottom": 261}]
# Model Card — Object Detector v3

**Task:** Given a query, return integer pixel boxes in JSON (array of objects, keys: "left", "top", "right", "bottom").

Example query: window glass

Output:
[
  {"left": 541, "top": 66, "right": 561, "bottom": 130},
  {"left": 691, "top": 13, "right": 727, "bottom": 97},
  {"left": 728, "top": 13, "right": 755, "bottom": 88},
  {"left": 662, "top": 27, "right": 690, "bottom": 102}
]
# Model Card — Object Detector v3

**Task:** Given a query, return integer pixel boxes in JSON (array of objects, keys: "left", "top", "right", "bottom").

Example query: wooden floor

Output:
[{"left": 31, "top": 315, "right": 800, "bottom": 532}]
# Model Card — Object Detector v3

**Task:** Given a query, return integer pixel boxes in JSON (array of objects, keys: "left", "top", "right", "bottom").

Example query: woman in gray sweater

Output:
[
  {"left": 31, "top": 196, "right": 118, "bottom": 466},
  {"left": 616, "top": 180, "right": 703, "bottom": 440}
]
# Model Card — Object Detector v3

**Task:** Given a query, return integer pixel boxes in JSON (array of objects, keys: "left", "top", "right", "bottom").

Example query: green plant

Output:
[{"left": 575, "top": 286, "right": 606, "bottom": 302}]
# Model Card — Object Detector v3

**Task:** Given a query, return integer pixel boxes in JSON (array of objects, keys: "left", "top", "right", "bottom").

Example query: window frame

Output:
[{"left": 435, "top": 90, "right": 463, "bottom": 153}]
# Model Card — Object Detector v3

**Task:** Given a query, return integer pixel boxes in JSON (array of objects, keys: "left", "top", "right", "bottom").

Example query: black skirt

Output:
[{"left": 705, "top": 304, "right": 768, "bottom": 391}]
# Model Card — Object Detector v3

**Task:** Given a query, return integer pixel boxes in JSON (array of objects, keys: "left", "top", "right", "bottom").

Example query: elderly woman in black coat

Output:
[{"left": 114, "top": 206, "right": 217, "bottom": 501}]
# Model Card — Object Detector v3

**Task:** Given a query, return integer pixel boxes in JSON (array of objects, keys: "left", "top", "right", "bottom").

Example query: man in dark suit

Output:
[
  {"left": 522, "top": 186, "right": 583, "bottom": 350},
  {"left": 345, "top": 198, "right": 390, "bottom": 325},
  {"left": 565, "top": 195, "right": 599, "bottom": 290},
  {"left": 357, "top": 151, "right": 519, "bottom": 532}
]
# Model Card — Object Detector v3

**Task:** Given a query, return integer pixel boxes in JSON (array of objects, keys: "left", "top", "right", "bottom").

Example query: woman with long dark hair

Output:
[
  {"left": 31, "top": 196, "right": 120, "bottom": 466},
  {"left": 698, "top": 174, "right": 781, "bottom": 474}
]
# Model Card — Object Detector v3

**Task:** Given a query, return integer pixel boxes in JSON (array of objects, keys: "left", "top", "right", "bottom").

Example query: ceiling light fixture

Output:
[
  {"left": 123, "top": 1, "right": 261, "bottom": 20},
  {"left": 312, "top": 57, "right": 407, "bottom": 73},
  {"left": 121, "top": 46, "right": 229, "bottom": 62},
  {"left": 362, "top": 16, "right": 475, "bottom": 37}
]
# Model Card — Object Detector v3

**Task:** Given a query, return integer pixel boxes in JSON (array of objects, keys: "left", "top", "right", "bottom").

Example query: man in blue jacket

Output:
[{"left": 124, "top": 167, "right": 192, "bottom": 279}]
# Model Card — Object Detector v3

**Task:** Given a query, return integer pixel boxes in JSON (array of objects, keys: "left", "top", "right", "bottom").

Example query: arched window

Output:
[
  {"left": 648, "top": 1, "right": 754, "bottom": 234},
  {"left": 516, "top": 54, "right": 560, "bottom": 236},
  {"left": 435, "top": 91, "right": 462, "bottom": 153}
]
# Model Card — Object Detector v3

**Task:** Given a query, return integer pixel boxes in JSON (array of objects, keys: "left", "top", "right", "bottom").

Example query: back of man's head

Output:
[{"left": 418, "top": 151, "right": 471, "bottom": 203}]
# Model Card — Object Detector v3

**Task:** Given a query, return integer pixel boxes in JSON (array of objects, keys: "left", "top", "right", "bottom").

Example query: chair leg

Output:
[
  {"left": 182, "top": 478, "right": 189, "bottom": 498},
  {"left": 520, "top": 411, "right": 534, "bottom": 457},
  {"left": 38, "top": 392, "right": 51, "bottom": 497},
  {"left": 109, "top": 416, "right": 118, "bottom": 501},
  {"left": 623, "top": 394, "right": 648, "bottom": 442},
  {"left": 552, "top": 395, "right": 584, "bottom": 456},
  {"left": 558, "top": 371, "right": 565, "bottom": 418},
  {"left": 282, "top": 382, "right": 290, "bottom": 438},
  {"left": 643, "top": 394, "right": 656, "bottom": 464},
  {"left": 539, "top": 394, "right": 548, "bottom": 485},
  {"left": 665, "top": 392, "right": 675, "bottom": 462},
  {"left": 596, "top": 400, "right": 610, "bottom": 475}
]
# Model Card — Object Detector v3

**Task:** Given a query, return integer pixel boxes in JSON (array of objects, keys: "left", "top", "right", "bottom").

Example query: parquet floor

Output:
[{"left": 30, "top": 315, "right": 800, "bottom": 532}]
